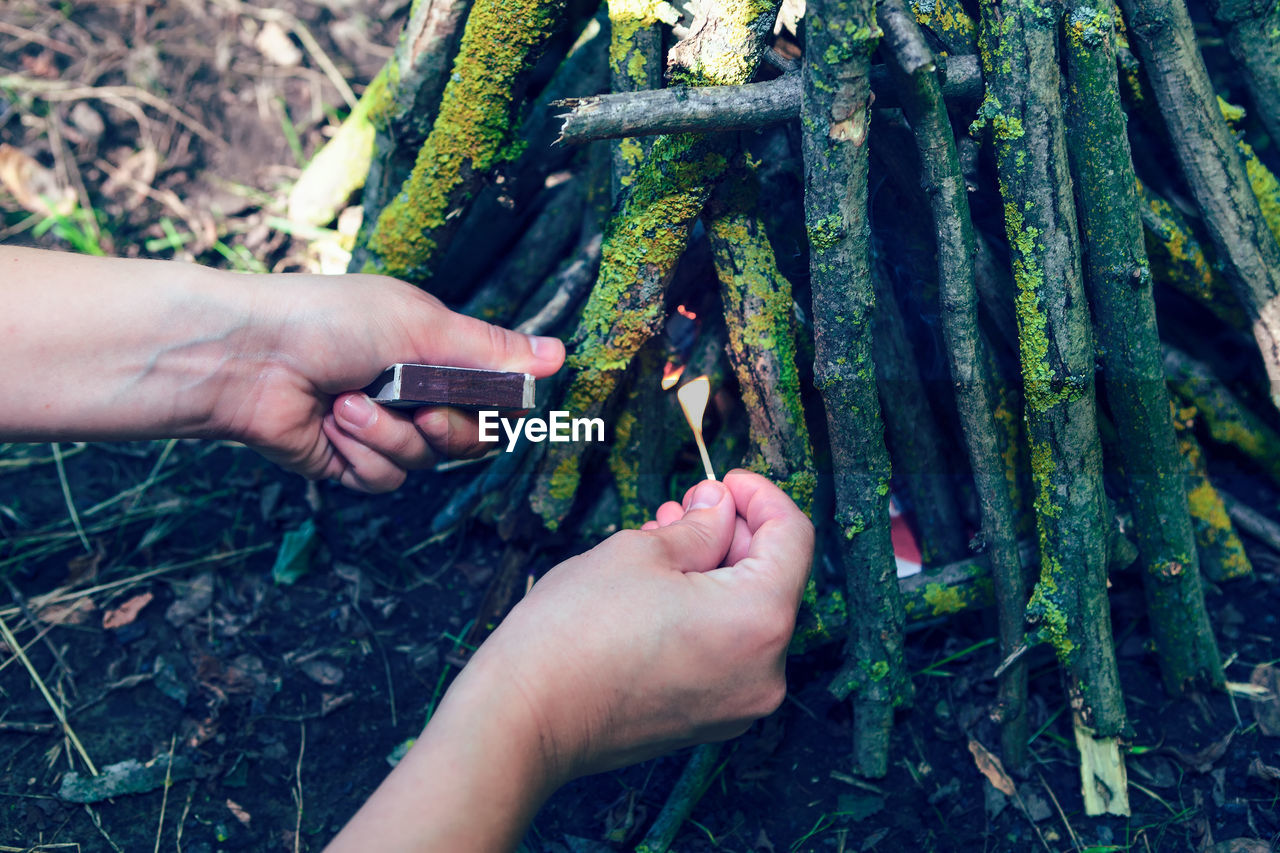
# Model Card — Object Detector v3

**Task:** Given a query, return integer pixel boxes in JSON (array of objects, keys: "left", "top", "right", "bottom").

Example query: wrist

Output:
[{"left": 326, "top": 648, "right": 563, "bottom": 851}]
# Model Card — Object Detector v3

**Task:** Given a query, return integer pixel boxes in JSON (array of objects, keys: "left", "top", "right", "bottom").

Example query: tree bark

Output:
[
  {"left": 1202, "top": 0, "right": 1280, "bottom": 149},
  {"left": 553, "top": 56, "right": 983, "bottom": 143},
  {"left": 978, "top": 0, "right": 1129, "bottom": 815},
  {"left": 1062, "top": 0, "right": 1222, "bottom": 695},
  {"left": 879, "top": 0, "right": 1029, "bottom": 771},
  {"left": 353, "top": 0, "right": 567, "bottom": 282},
  {"left": 707, "top": 156, "right": 817, "bottom": 510},
  {"left": 1117, "top": 0, "right": 1280, "bottom": 410},
  {"left": 803, "top": 0, "right": 910, "bottom": 779}
]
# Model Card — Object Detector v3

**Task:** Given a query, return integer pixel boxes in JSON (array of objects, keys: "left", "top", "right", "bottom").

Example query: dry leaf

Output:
[
  {"left": 254, "top": 21, "right": 302, "bottom": 66},
  {"left": 298, "top": 658, "right": 344, "bottom": 687},
  {"left": 165, "top": 572, "right": 214, "bottom": 628},
  {"left": 66, "top": 543, "right": 105, "bottom": 585},
  {"left": 1247, "top": 757, "right": 1280, "bottom": 782},
  {"left": 1205, "top": 841, "right": 1272, "bottom": 853},
  {"left": 101, "top": 146, "right": 158, "bottom": 210},
  {"left": 225, "top": 797, "right": 251, "bottom": 826},
  {"left": 0, "top": 144, "right": 74, "bottom": 216},
  {"left": 102, "top": 592, "right": 154, "bottom": 629},
  {"left": 1165, "top": 728, "right": 1234, "bottom": 773},
  {"left": 1248, "top": 664, "right": 1280, "bottom": 737},
  {"left": 38, "top": 598, "right": 96, "bottom": 626},
  {"left": 967, "top": 738, "right": 1016, "bottom": 797}
]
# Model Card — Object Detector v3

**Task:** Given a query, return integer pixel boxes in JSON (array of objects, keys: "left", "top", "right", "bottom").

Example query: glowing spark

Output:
[
  {"left": 677, "top": 375, "right": 716, "bottom": 481},
  {"left": 660, "top": 362, "right": 685, "bottom": 391},
  {"left": 676, "top": 304, "right": 697, "bottom": 320}
]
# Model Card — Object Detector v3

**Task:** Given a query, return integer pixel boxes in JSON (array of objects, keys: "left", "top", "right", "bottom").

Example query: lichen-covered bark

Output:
[
  {"left": 879, "top": 0, "right": 1028, "bottom": 770},
  {"left": 1140, "top": 182, "right": 1247, "bottom": 331},
  {"left": 1164, "top": 345, "right": 1280, "bottom": 485},
  {"left": 911, "top": 0, "right": 978, "bottom": 54},
  {"left": 529, "top": 0, "right": 782, "bottom": 529},
  {"left": 978, "top": 0, "right": 1128, "bottom": 815},
  {"left": 803, "top": 0, "right": 909, "bottom": 780},
  {"left": 1203, "top": 0, "right": 1280, "bottom": 150},
  {"left": 607, "top": 0, "right": 675, "bottom": 199},
  {"left": 350, "top": 0, "right": 475, "bottom": 239},
  {"left": 1173, "top": 405, "right": 1254, "bottom": 582},
  {"left": 708, "top": 158, "right": 816, "bottom": 511},
  {"left": 1116, "top": 0, "right": 1280, "bottom": 410},
  {"left": 355, "top": 0, "right": 566, "bottom": 282},
  {"left": 1063, "top": 2, "right": 1222, "bottom": 695}
]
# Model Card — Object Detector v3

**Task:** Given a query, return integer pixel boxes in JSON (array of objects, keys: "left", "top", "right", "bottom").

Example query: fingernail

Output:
[
  {"left": 688, "top": 480, "right": 725, "bottom": 511},
  {"left": 529, "top": 335, "right": 560, "bottom": 360},
  {"left": 339, "top": 394, "right": 377, "bottom": 429}
]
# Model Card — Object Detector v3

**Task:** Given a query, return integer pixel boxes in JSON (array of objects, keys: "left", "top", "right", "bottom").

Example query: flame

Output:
[
  {"left": 661, "top": 362, "right": 685, "bottom": 391},
  {"left": 676, "top": 304, "right": 697, "bottom": 320},
  {"left": 677, "top": 376, "right": 716, "bottom": 481}
]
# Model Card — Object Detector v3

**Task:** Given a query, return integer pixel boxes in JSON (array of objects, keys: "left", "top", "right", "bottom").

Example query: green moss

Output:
[
  {"left": 609, "top": 410, "right": 645, "bottom": 529},
  {"left": 1065, "top": 5, "right": 1112, "bottom": 50},
  {"left": 992, "top": 115, "right": 1024, "bottom": 140},
  {"left": 807, "top": 214, "right": 846, "bottom": 250},
  {"left": 608, "top": 0, "right": 679, "bottom": 81},
  {"left": 790, "top": 582, "right": 846, "bottom": 653},
  {"left": 366, "top": 0, "right": 563, "bottom": 279},
  {"left": 1027, "top": 551, "right": 1075, "bottom": 661}
]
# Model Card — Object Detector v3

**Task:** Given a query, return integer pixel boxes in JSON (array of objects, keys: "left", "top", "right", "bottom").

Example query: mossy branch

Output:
[
  {"left": 1063, "top": 0, "right": 1222, "bottom": 695},
  {"left": 354, "top": 0, "right": 567, "bottom": 282},
  {"left": 879, "top": 0, "right": 1028, "bottom": 771},
  {"left": 802, "top": 0, "right": 909, "bottom": 780},
  {"left": 978, "top": 0, "right": 1129, "bottom": 815},
  {"left": 707, "top": 156, "right": 816, "bottom": 511},
  {"left": 1117, "top": 0, "right": 1280, "bottom": 410}
]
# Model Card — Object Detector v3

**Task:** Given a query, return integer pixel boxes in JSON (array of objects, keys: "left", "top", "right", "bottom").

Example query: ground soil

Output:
[{"left": 2, "top": 1, "right": 1279, "bottom": 851}]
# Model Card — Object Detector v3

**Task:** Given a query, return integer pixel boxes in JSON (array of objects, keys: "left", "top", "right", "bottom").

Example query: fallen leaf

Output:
[
  {"left": 65, "top": 543, "right": 105, "bottom": 585},
  {"left": 968, "top": 738, "right": 1016, "bottom": 796},
  {"left": 102, "top": 592, "right": 154, "bottom": 629},
  {"left": 298, "top": 658, "right": 343, "bottom": 687},
  {"left": 1247, "top": 757, "right": 1280, "bottom": 783},
  {"left": 272, "top": 519, "right": 317, "bottom": 586},
  {"left": 1205, "top": 841, "right": 1272, "bottom": 853},
  {"left": 37, "top": 598, "right": 95, "bottom": 625},
  {"left": 1248, "top": 664, "right": 1280, "bottom": 737},
  {"left": 226, "top": 798, "right": 251, "bottom": 826},
  {"left": 101, "top": 146, "right": 158, "bottom": 210},
  {"left": 0, "top": 144, "right": 74, "bottom": 217},
  {"left": 254, "top": 20, "right": 302, "bottom": 66},
  {"left": 165, "top": 572, "right": 214, "bottom": 627},
  {"left": 1165, "top": 728, "right": 1234, "bottom": 773}
]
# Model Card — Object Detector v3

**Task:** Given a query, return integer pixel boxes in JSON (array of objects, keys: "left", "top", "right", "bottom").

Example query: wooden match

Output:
[
  {"left": 365, "top": 364, "right": 535, "bottom": 410},
  {"left": 677, "top": 375, "right": 716, "bottom": 481}
]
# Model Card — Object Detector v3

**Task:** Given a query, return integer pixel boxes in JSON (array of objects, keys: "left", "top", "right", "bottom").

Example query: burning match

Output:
[{"left": 676, "top": 375, "right": 716, "bottom": 481}]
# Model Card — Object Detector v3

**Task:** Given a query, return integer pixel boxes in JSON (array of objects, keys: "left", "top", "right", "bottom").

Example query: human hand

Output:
[
  {"left": 324, "top": 469, "right": 813, "bottom": 851},
  {"left": 214, "top": 272, "right": 564, "bottom": 492},
  {"left": 473, "top": 468, "right": 815, "bottom": 782}
]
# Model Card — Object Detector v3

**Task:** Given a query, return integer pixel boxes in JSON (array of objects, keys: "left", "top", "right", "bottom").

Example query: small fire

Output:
[
  {"left": 676, "top": 304, "right": 697, "bottom": 320},
  {"left": 676, "top": 375, "right": 716, "bottom": 481},
  {"left": 660, "top": 362, "right": 685, "bottom": 391}
]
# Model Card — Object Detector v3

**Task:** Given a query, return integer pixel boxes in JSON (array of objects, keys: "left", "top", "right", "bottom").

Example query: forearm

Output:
[
  {"left": 0, "top": 247, "right": 262, "bottom": 441},
  {"left": 326, "top": 652, "right": 559, "bottom": 852}
]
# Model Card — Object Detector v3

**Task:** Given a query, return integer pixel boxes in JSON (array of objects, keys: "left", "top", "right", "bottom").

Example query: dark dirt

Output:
[{"left": 3, "top": 1, "right": 1280, "bottom": 851}]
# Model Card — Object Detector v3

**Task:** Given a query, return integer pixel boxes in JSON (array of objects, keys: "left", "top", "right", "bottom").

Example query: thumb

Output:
[
  {"left": 432, "top": 311, "right": 565, "bottom": 377},
  {"left": 649, "top": 480, "right": 736, "bottom": 573}
]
